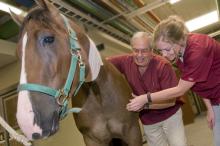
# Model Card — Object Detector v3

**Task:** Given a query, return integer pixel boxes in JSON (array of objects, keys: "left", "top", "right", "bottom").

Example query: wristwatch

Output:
[
  {"left": 147, "top": 92, "right": 152, "bottom": 104},
  {"left": 144, "top": 92, "right": 152, "bottom": 109}
]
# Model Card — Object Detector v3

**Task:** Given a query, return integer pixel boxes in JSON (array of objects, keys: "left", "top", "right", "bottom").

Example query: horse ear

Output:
[
  {"left": 34, "top": 0, "right": 48, "bottom": 9},
  {"left": 9, "top": 9, "right": 24, "bottom": 26},
  {"left": 35, "top": 0, "right": 59, "bottom": 15}
]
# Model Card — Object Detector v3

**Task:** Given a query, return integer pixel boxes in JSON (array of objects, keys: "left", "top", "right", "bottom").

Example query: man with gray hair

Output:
[{"left": 107, "top": 32, "right": 187, "bottom": 146}]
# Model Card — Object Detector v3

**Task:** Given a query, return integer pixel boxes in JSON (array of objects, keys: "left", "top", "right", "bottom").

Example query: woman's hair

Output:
[{"left": 153, "top": 15, "right": 189, "bottom": 44}]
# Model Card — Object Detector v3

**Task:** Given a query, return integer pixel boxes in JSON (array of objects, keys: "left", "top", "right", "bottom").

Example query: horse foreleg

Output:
[
  {"left": 83, "top": 135, "right": 109, "bottom": 146},
  {"left": 122, "top": 124, "right": 142, "bottom": 146}
]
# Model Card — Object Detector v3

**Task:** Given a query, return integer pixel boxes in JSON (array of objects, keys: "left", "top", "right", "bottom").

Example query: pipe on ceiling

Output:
[
  {"left": 101, "top": 0, "right": 163, "bottom": 23},
  {"left": 66, "top": 0, "right": 138, "bottom": 36},
  {"left": 134, "top": 17, "right": 153, "bottom": 33},
  {"left": 113, "top": 0, "right": 156, "bottom": 32},
  {"left": 99, "top": 1, "right": 150, "bottom": 33},
  {"left": 100, "top": 0, "right": 159, "bottom": 33},
  {"left": 125, "top": 0, "right": 170, "bottom": 19},
  {"left": 133, "top": 0, "right": 161, "bottom": 23}
]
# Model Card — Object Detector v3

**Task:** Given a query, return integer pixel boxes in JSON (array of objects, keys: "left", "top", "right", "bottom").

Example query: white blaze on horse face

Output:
[
  {"left": 17, "top": 32, "right": 42, "bottom": 140},
  {"left": 88, "top": 37, "right": 103, "bottom": 81}
]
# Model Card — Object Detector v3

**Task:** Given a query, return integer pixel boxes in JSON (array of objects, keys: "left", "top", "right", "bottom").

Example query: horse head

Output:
[{"left": 11, "top": 0, "right": 100, "bottom": 140}]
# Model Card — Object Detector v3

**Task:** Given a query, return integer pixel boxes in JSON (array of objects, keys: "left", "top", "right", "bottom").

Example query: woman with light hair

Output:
[{"left": 127, "top": 15, "right": 220, "bottom": 146}]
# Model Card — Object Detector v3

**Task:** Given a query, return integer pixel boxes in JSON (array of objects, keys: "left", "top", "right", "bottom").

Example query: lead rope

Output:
[{"left": 0, "top": 116, "right": 31, "bottom": 146}]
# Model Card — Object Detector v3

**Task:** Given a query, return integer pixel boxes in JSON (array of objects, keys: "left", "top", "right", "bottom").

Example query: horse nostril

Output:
[{"left": 32, "top": 133, "right": 41, "bottom": 140}]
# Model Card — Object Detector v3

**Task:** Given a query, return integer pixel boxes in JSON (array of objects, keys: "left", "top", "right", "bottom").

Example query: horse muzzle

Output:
[{"left": 32, "top": 111, "right": 59, "bottom": 140}]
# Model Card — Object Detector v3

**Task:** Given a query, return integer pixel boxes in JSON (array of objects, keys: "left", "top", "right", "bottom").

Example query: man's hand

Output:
[{"left": 126, "top": 93, "right": 148, "bottom": 111}]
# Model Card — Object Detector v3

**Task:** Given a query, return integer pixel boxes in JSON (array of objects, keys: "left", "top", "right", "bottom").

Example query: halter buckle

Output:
[
  {"left": 76, "top": 51, "right": 85, "bottom": 66},
  {"left": 56, "top": 89, "right": 68, "bottom": 106}
]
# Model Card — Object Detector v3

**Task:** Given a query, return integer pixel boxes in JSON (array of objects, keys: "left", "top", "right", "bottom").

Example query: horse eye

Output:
[{"left": 43, "top": 36, "right": 54, "bottom": 44}]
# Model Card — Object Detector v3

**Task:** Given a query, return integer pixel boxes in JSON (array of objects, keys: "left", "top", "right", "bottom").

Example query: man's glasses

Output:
[{"left": 133, "top": 48, "right": 151, "bottom": 54}]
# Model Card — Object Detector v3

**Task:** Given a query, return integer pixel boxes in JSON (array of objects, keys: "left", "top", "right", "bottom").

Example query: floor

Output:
[{"left": 143, "top": 112, "right": 214, "bottom": 146}]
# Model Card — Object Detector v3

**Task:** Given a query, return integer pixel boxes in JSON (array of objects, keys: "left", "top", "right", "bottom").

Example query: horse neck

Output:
[
  {"left": 72, "top": 61, "right": 109, "bottom": 106},
  {"left": 67, "top": 19, "right": 103, "bottom": 82},
  {"left": 87, "top": 60, "right": 131, "bottom": 103}
]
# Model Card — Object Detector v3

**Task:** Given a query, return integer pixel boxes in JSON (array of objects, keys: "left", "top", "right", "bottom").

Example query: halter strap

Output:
[{"left": 17, "top": 14, "right": 85, "bottom": 119}]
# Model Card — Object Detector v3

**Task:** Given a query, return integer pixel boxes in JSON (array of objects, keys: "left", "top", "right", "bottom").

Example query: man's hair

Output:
[
  {"left": 153, "top": 15, "right": 189, "bottom": 45},
  {"left": 130, "top": 32, "right": 153, "bottom": 51}
]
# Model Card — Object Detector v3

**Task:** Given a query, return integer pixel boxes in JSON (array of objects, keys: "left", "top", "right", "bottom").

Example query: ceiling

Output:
[{"left": 0, "top": 0, "right": 220, "bottom": 69}]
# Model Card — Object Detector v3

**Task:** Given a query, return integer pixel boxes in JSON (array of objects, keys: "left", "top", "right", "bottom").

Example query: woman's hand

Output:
[
  {"left": 126, "top": 93, "right": 148, "bottom": 111},
  {"left": 202, "top": 98, "right": 215, "bottom": 129},
  {"left": 206, "top": 107, "right": 215, "bottom": 129}
]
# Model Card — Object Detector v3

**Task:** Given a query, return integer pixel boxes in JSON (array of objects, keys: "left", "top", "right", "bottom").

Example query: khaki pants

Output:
[{"left": 143, "top": 109, "right": 187, "bottom": 146}]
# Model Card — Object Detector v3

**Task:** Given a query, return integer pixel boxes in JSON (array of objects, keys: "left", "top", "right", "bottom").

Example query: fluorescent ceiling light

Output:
[
  {"left": 0, "top": 1, "right": 24, "bottom": 15},
  {"left": 169, "top": 0, "right": 181, "bottom": 4},
  {"left": 185, "top": 10, "right": 219, "bottom": 32}
]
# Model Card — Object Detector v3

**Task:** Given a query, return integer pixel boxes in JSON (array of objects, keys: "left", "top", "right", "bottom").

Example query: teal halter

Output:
[{"left": 17, "top": 15, "right": 85, "bottom": 119}]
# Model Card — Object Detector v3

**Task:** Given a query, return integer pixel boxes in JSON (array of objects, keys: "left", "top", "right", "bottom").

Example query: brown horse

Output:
[{"left": 11, "top": 0, "right": 142, "bottom": 145}]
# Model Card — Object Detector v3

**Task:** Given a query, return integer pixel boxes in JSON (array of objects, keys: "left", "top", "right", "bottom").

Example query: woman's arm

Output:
[
  {"left": 151, "top": 79, "right": 195, "bottom": 101},
  {"left": 132, "top": 93, "right": 175, "bottom": 110},
  {"left": 149, "top": 103, "right": 175, "bottom": 109},
  {"left": 127, "top": 79, "right": 195, "bottom": 111}
]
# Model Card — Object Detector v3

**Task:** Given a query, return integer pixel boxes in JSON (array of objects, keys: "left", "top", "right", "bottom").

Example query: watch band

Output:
[{"left": 147, "top": 92, "right": 152, "bottom": 104}]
